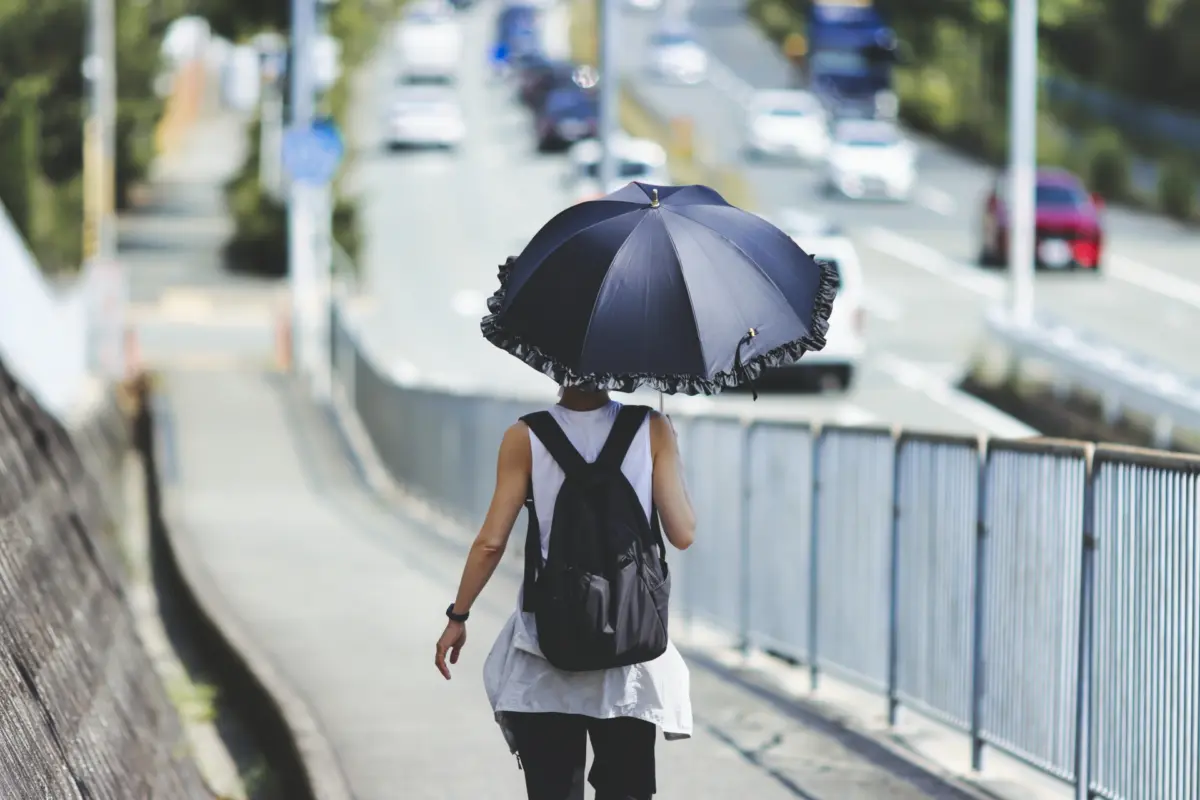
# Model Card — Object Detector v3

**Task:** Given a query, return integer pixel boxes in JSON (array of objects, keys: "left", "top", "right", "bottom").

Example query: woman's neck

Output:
[{"left": 558, "top": 388, "right": 611, "bottom": 411}]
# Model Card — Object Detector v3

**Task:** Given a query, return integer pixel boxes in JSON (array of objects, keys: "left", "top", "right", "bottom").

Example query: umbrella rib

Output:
[
  {"left": 577, "top": 214, "right": 653, "bottom": 359},
  {"left": 522, "top": 204, "right": 644, "bottom": 272},
  {"left": 667, "top": 211, "right": 793, "bottom": 314},
  {"left": 576, "top": 213, "right": 707, "bottom": 377},
  {"left": 660, "top": 215, "right": 709, "bottom": 372}
]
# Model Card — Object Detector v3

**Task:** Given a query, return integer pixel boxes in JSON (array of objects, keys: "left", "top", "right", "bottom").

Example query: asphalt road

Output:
[
  {"left": 347, "top": 0, "right": 1037, "bottom": 437},
  {"left": 619, "top": 0, "right": 1200, "bottom": 381}
]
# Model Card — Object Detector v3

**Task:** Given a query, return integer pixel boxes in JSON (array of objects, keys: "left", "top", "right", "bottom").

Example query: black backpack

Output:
[{"left": 520, "top": 405, "right": 671, "bottom": 672}]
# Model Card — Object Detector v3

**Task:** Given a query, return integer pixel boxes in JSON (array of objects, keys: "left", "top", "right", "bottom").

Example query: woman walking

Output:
[
  {"left": 434, "top": 382, "right": 696, "bottom": 799},
  {"left": 435, "top": 181, "right": 835, "bottom": 797}
]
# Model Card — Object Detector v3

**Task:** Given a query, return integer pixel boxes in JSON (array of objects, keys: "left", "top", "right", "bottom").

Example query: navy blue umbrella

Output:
[{"left": 481, "top": 182, "right": 837, "bottom": 396}]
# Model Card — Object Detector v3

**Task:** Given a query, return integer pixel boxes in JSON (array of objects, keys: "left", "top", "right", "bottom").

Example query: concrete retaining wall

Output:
[{"left": 0, "top": 358, "right": 209, "bottom": 798}]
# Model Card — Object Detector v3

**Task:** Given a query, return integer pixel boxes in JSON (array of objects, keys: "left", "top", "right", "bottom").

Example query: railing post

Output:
[
  {"left": 886, "top": 432, "right": 903, "bottom": 726},
  {"left": 1072, "top": 451, "right": 1096, "bottom": 800},
  {"left": 808, "top": 426, "right": 822, "bottom": 692},
  {"left": 739, "top": 421, "right": 753, "bottom": 656},
  {"left": 970, "top": 442, "right": 991, "bottom": 771}
]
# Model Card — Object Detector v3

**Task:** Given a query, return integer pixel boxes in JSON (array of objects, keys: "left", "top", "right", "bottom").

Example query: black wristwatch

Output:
[{"left": 446, "top": 603, "right": 469, "bottom": 623}]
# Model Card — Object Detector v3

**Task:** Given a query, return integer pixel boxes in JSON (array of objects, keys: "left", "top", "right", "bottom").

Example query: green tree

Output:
[
  {"left": 0, "top": 0, "right": 178, "bottom": 271},
  {"left": 0, "top": 80, "right": 43, "bottom": 242}
]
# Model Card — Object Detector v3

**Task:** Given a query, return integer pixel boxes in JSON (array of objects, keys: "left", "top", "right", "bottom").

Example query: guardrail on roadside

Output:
[
  {"left": 985, "top": 308, "right": 1200, "bottom": 449},
  {"left": 330, "top": 296, "right": 1200, "bottom": 800}
]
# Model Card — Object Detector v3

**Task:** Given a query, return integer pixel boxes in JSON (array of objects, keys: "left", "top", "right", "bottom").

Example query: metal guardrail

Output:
[
  {"left": 986, "top": 308, "right": 1200, "bottom": 448},
  {"left": 331, "top": 300, "right": 1200, "bottom": 800},
  {"left": 1042, "top": 76, "right": 1200, "bottom": 154}
]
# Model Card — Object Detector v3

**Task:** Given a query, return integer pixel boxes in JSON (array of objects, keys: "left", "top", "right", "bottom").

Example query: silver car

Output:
[
  {"left": 384, "top": 85, "right": 465, "bottom": 150},
  {"left": 822, "top": 119, "right": 916, "bottom": 201},
  {"left": 646, "top": 28, "right": 708, "bottom": 85},
  {"left": 743, "top": 90, "right": 830, "bottom": 162}
]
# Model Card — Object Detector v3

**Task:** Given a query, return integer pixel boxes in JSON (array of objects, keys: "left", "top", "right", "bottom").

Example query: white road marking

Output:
[
  {"left": 1107, "top": 253, "right": 1200, "bottom": 311},
  {"left": 914, "top": 185, "right": 957, "bottom": 216},
  {"left": 862, "top": 291, "right": 903, "bottom": 322},
  {"left": 875, "top": 353, "right": 1037, "bottom": 438},
  {"left": 864, "top": 227, "right": 1005, "bottom": 299},
  {"left": 159, "top": 289, "right": 214, "bottom": 316},
  {"left": 451, "top": 289, "right": 487, "bottom": 317}
]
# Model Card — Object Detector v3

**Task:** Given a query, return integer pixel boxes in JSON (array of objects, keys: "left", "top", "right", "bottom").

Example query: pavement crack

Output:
[{"left": 700, "top": 717, "right": 821, "bottom": 800}]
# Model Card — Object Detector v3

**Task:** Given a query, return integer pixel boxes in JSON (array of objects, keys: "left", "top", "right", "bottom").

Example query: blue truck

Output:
[{"left": 803, "top": 0, "right": 899, "bottom": 120}]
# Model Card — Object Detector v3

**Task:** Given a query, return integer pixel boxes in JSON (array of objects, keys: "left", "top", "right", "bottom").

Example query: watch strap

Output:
[{"left": 446, "top": 603, "right": 469, "bottom": 623}]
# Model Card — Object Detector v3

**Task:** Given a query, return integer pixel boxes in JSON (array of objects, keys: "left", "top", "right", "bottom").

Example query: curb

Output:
[{"left": 134, "top": 379, "right": 354, "bottom": 800}]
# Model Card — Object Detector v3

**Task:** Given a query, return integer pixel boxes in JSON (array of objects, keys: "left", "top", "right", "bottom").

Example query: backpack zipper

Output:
[{"left": 516, "top": 753, "right": 523, "bottom": 771}]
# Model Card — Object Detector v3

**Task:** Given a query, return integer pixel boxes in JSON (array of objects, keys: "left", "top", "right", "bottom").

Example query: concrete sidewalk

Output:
[
  {"left": 153, "top": 368, "right": 994, "bottom": 800},
  {"left": 120, "top": 97, "right": 283, "bottom": 370}
]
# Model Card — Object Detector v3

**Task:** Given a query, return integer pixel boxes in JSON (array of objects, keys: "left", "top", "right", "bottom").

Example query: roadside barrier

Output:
[{"left": 984, "top": 308, "right": 1200, "bottom": 452}]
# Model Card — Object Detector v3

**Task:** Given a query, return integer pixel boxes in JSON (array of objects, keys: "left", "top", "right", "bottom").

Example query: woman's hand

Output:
[{"left": 435, "top": 621, "right": 467, "bottom": 680}]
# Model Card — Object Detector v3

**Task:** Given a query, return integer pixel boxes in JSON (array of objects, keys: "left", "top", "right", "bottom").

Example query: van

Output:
[
  {"left": 394, "top": 6, "right": 462, "bottom": 80},
  {"left": 762, "top": 210, "right": 866, "bottom": 392}
]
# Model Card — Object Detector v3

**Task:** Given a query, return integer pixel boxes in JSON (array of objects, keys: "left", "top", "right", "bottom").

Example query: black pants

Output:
[{"left": 507, "top": 712, "right": 657, "bottom": 800}]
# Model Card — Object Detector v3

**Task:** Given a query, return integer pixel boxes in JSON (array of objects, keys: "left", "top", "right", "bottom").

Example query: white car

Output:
[
  {"left": 647, "top": 29, "right": 707, "bottom": 85},
  {"left": 393, "top": 5, "right": 461, "bottom": 81},
  {"left": 384, "top": 86, "right": 465, "bottom": 149},
  {"left": 823, "top": 119, "right": 916, "bottom": 201},
  {"left": 743, "top": 90, "right": 830, "bottom": 162},
  {"left": 563, "top": 136, "right": 669, "bottom": 203},
  {"left": 761, "top": 210, "right": 865, "bottom": 391},
  {"left": 626, "top": 0, "right": 662, "bottom": 10}
]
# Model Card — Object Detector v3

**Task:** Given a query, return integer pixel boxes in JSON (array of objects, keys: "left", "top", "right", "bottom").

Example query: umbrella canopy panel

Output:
[{"left": 484, "top": 183, "right": 835, "bottom": 394}]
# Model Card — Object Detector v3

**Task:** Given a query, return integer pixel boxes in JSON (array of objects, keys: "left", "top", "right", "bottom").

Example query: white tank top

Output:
[{"left": 527, "top": 400, "right": 653, "bottom": 560}]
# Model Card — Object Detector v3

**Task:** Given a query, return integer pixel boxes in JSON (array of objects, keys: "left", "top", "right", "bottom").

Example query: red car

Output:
[{"left": 979, "top": 168, "right": 1104, "bottom": 271}]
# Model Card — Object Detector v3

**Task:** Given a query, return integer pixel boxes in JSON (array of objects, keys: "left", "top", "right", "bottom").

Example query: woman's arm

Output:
[
  {"left": 450, "top": 422, "right": 531, "bottom": 615},
  {"left": 649, "top": 411, "right": 696, "bottom": 550}
]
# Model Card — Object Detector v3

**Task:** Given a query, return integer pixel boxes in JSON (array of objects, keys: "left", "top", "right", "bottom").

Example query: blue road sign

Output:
[{"left": 282, "top": 118, "right": 344, "bottom": 184}]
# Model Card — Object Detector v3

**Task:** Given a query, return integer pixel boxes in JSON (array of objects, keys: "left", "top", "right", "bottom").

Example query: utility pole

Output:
[
  {"left": 288, "top": 0, "right": 324, "bottom": 399},
  {"left": 1007, "top": 0, "right": 1037, "bottom": 325},
  {"left": 596, "top": 0, "right": 618, "bottom": 190},
  {"left": 83, "top": 0, "right": 124, "bottom": 380},
  {"left": 312, "top": 0, "right": 337, "bottom": 403},
  {"left": 256, "top": 34, "right": 287, "bottom": 202}
]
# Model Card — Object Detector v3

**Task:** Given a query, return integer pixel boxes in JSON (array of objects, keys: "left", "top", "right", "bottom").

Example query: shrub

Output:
[
  {"left": 1083, "top": 128, "right": 1131, "bottom": 201},
  {"left": 0, "top": 82, "right": 41, "bottom": 242},
  {"left": 1157, "top": 155, "right": 1195, "bottom": 221},
  {"left": 223, "top": 113, "right": 288, "bottom": 277},
  {"left": 223, "top": 170, "right": 288, "bottom": 277}
]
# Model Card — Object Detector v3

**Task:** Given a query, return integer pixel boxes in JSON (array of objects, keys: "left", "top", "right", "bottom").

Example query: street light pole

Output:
[
  {"left": 288, "top": 0, "right": 322, "bottom": 397},
  {"left": 1007, "top": 0, "right": 1037, "bottom": 325},
  {"left": 84, "top": 0, "right": 124, "bottom": 379},
  {"left": 597, "top": 0, "right": 619, "bottom": 190},
  {"left": 311, "top": 0, "right": 336, "bottom": 403}
]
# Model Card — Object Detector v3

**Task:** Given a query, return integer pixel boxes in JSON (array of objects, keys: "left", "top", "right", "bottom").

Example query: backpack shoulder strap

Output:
[
  {"left": 596, "top": 405, "right": 652, "bottom": 470},
  {"left": 520, "top": 411, "right": 589, "bottom": 478}
]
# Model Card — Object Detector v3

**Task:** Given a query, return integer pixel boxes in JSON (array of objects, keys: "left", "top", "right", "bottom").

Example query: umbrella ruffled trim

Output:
[{"left": 480, "top": 256, "right": 839, "bottom": 396}]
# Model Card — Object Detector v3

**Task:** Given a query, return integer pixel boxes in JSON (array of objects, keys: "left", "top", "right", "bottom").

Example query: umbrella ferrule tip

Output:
[{"left": 650, "top": 188, "right": 660, "bottom": 208}]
